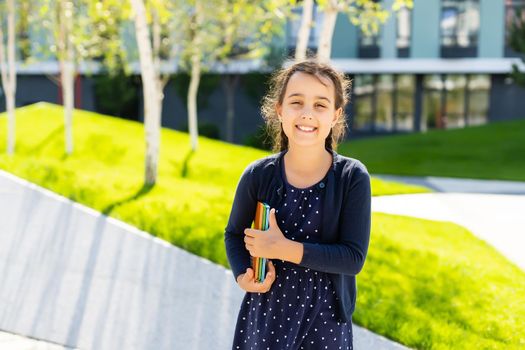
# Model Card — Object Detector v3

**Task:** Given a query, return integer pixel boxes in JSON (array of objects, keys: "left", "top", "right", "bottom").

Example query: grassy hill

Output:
[
  {"left": 1, "top": 103, "right": 524, "bottom": 349},
  {"left": 339, "top": 119, "right": 525, "bottom": 181}
]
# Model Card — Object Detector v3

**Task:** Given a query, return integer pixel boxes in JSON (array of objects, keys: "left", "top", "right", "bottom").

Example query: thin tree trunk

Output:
[
  {"left": 295, "top": 0, "right": 314, "bottom": 61},
  {"left": 187, "top": 0, "right": 202, "bottom": 151},
  {"left": 59, "top": 0, "right": 75, "bottom": 154},
  {"left": 0, "top": 0, "right": 17, "bottom": 154},
  {"left": 61, "top": 58, "right": 75, "bottom": 154},
  {"left": 152, "top": 8, "right": 166, "bottom": 155},
  {"left": 317, "top": 0, "right": 338, "bottom": 62},
  {"left": 223, "top": 74, "right": 239, "bottom": 143},
  {"left": 188, "top": 51, "right": 200, "bottom": 151},
  {"left": 131, "top": 0, "right": 161, "bottom": 185}
]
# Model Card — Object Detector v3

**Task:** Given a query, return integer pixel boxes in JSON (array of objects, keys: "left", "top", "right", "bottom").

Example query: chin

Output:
[{"left": 288, "top": 139, "right": 325, "bottom": 149}]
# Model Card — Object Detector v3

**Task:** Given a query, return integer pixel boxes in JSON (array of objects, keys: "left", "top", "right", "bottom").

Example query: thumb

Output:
[{"left": 268, "top": 208, "right": 278, "bottom": 229}]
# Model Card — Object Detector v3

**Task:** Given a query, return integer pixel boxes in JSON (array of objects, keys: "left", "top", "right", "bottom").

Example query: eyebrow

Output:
[{"left": 287, "top": 93, "right": 331, "bottom": 103}]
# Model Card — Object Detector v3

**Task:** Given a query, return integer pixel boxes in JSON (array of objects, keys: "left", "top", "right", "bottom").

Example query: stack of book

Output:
[{"left": 252, "top": 201, "right": 270, "bottom": 283}]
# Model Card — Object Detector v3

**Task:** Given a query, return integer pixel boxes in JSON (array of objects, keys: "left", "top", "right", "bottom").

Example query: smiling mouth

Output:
[{"left": 296, "top": 125, "right": 317, "bottom": 133}]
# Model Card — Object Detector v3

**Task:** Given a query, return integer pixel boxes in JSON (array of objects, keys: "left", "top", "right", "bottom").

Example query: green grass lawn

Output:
[
  {"left": 339, "top": 119, "right": 525, "bottom": 182},
  {"left": 1, "top": 103, "right": 524, "bottom": 349},
  {"left": 359, "top": 213, "right": 525, "bottom": 349}
]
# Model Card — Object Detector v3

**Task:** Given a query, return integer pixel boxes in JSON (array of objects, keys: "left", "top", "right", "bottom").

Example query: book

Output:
[{"left": 251, "top": 201, "right": 270, "bottom": 283}]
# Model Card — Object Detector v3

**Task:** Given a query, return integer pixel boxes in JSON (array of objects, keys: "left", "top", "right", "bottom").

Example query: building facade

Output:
[
  {"left": 1, "top": 0, "right": 525, "bottom": 144},
  {"left": 287, "top": 0, "right": 525, "bottom": 136}
]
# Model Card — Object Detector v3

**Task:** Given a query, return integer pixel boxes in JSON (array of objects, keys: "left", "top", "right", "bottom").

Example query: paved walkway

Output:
[
  {"left": 372, "top": 175, "right": 525, "bottom": 271},
  {"left": 374, "top": 174, "right": 525, "bottom": 195},
  {"left": 0, "top": 330, "right": 77, "bottom": 350}
]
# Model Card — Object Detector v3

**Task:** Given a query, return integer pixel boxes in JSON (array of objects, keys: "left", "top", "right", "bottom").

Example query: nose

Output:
[{"left": 301, "top": 110, "right": 313, "bottom": 120}]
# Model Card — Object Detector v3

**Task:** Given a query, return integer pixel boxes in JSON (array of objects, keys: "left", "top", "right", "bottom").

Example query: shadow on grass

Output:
[
  {"left": 181, "top": 149, "right": 195, "bottom": 178},
  {"left": 28, "top": 126, "right": 63, "bottom": 155},
  {"left": 102, "top": 182, "right": 155, "bottom": 216}
]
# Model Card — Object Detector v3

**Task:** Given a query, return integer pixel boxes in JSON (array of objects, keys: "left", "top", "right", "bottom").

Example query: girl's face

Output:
[{"left": 276, "top": 71, "right": 342, "bottom": 150}]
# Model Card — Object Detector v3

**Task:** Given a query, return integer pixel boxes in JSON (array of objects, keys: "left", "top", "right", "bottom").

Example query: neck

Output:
[{"left": 284, "top": 144, "right": 332, "bottom": 174}]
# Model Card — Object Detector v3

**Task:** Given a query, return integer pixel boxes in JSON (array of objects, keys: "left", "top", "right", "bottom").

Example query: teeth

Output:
[{"left": 297, "top": 125, "right": 316, "bottom": 132}]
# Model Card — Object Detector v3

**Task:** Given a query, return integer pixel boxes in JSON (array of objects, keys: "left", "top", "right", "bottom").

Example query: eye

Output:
[
  {"left": 291, "top": 101, "right": 301, "bottom": 105},
  {"left": 316, "top": 104, "right": 326, "bottom": 108}
]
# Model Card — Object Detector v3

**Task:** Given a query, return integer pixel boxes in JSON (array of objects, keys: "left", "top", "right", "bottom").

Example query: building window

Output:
[
  {"left": 446, "top": 74, "right": 467, "bottom": 128},
  {"left": 423, "top": 74, "right": 490, "bottom": 130},
  {"left": 505, "top": 0, "right": 525, "bottom": 57},
  {"left": 440, "top": 0, "right": 480, "bottom": 57},
  {"left": 423, "top": 75, "right": 444, "bottom": 130},
  {"left": 353, "top": 75, "right": 375, "bottom": 131},
  {"left": 356, "top": 0, "right": 381, "bottom": 58},
  {"left": 358, "top": 30, "right": 381, "bottom": 58},
  {"left": 394, "top": 75, "right": 415, "bottom": 131},
  {"left": 376, "top": 75, "right": 394, "bottom": 131},
  {"left": 466, "top": 75, "right": 490, "bottom": 126},
  {"left": 352, "top": 74, "right": 416, "bottom": 133},
  {"left": 286, "top": 3, "right": 324, "bottom": 56},
  {"left": 396, "top": 6, "right": 411, "bottom": 58}
]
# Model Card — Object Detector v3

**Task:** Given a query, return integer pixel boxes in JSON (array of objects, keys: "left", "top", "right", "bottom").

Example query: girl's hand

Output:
[
  {"left": 236, "top": 260, "right": 276, "bottom": 293},
  {"left": 244, "top": 208, "right": 287, "bottom": 259}
]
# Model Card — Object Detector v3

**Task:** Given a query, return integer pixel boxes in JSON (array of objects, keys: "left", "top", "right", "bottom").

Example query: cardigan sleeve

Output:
[
  {"left": 224, "top": 163, "right": 258, "bottom": 282},
  {"left": 298, "top": 162, "right": 371, "bottom": 275}
]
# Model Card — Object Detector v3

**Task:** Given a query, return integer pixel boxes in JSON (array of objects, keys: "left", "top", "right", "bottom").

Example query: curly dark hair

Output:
[{"left": 260, "top": 58, "right": 352, "bottom": 153}]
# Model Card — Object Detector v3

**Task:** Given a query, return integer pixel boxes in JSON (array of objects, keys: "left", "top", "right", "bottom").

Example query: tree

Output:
[
  {"left": 216, "top": 0, "right": 291, "bottom": 143},
  {"left": 126, "top": 0, "right": 183, "bottom": 185},
  {"left": 174, "top": 0, "right": 236, "bottom": 150},
  {"left": 36, "top": 0, "right": 107, "bottom": 155},
  {"left": 130, "top": 0, "right": 162, "bottom": 185},
  {"left": 90, "top": 0, "right": 181, "bottom": 185},
  {"left": 0, "top": 0, "right": 16, "bottom": 154},
  {"left": 509, "top": 7, "right": 525, "bottom": 87},
  {"left": 310, "top": 0, "right": 413, "bottom": 61},
  {"left": 294, "top": 0, "right": 314, "bottom": 61}
]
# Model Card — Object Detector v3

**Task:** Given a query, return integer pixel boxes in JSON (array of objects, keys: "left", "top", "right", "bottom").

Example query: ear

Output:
[
  {"left": 333, "top": 107, "right": 342, "bottom": 125},
  {"left": 276, "top": 103, "right": 282, "bottom": 118}
]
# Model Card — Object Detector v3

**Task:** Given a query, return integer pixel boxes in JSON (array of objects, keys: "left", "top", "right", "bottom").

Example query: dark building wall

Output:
[
  {"left": 138, "top": 74, "right": 269, "bottom": 145},
  {"left": 489, "top": 75, "right": 525, "bottom": 121},
  {"left": 0, "top": 75, "right": 97, "bottom": 112},
  {"left": 0, "top": 75, "right": 58, "bottom": 110},
  {"left": 4, "top": 72, "right": 525, "bottom": 146}
]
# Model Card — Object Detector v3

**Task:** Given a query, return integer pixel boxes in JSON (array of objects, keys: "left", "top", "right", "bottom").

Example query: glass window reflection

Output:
[{"left": 441, "top": 0, "right": 480, "bottom": 47}]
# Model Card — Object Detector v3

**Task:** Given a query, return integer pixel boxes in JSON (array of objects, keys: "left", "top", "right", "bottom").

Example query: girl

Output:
[{"left": 224, "top": 59, "right": 371, "bottom": 350}]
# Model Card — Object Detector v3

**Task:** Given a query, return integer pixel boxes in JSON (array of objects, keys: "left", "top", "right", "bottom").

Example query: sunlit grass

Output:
[{"left": 340, "top": 120, "right": 525, "bottom": 181}]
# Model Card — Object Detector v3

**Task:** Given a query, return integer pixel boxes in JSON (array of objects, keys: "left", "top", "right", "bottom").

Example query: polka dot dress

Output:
[{"left": 232, "top": 160, "right": 353, "bottom": 350}]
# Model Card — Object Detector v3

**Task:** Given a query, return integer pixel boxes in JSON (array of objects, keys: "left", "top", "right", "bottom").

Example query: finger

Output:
[
  {"left": 262, "top": 262, "right": 276, "bottom": 288},
  {"left": 264, "top": 260, "right": 275, "bottom": 280},
  {"left": 267, "top": 260, "right": 276, "bottom": 274},
  {"left": 244, "top": 235, "right": 255, "bottom": 245},
  {"left": 268, "top": 208, "right": 278, "bottom": 229},
  {"left": 245, "top": 245, "right": 255, "bottom": 256},
  {"left": 244, "top": 228, "right": 258, "bottom": 237},
  {"left": 252, "top": 279, "right": 270, "bottom": 293}
]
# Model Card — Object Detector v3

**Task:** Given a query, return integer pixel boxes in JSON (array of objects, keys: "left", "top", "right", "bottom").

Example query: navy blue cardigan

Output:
[{"left": 224, "top": 148, "right": 371, "bottom": 323}]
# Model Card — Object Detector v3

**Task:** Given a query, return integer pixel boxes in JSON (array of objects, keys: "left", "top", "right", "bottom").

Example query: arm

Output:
[
  {"left": 224, "top": 163, "right": 258, "bottom": 282},
  {"left": 297, "top": 163, "right": 371, "bottom": 275}
]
